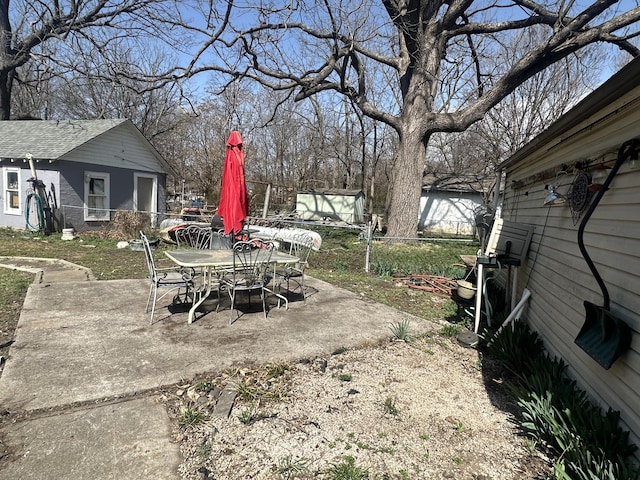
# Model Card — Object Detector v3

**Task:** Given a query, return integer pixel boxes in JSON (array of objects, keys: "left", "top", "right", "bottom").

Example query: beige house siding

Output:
[{"left": 500, "top": 67, "right": 640, "bottom": 449}]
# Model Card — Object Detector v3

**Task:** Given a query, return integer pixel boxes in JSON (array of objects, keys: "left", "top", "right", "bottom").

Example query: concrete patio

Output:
[{"left": 0, "top": 258, "right": 436, "bottom": 479}]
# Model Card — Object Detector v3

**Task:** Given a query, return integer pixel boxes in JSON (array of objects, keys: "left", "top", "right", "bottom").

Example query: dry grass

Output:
[{"left": 93, "top": 210, "right": 152, "bottom": 240}]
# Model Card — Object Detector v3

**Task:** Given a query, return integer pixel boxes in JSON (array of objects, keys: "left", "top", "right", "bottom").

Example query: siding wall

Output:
[
  {"left": 58, "top": 160, "right": 137, "bottom": 231},
  {"left": 0, "top": 165, "right": 59, "bottom": 229},
  {"left": 296, "top": 192, "right": 366, "bottom": 223},
  {"left": 502, "top": 85, "right": 640, "bottom": 448},
  {"left": 418, "top": 190, "right": 484, "bottom": 235},
  {"left": 62, "top": 122, "right": 166, "bottom": 174},
  {"left": 58, "top": 123, "right": 166, "bottom": 231}
]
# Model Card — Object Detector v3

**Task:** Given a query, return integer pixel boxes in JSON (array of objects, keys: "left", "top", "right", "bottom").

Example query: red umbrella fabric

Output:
[{"left": 218, "top": 131, "right": 250, "bottom": 235}]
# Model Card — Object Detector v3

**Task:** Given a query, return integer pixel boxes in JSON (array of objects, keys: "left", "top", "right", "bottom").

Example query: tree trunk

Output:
[
  {"left": 384, "top": 23, "right": 443, "bottom": 239},
  {"left": 0, "top": 0, "right": 12, "bottom": 120},
  {"left": 385, "top": 125, "right": 427, "bottom": 239},
  {"left": 0, "top": 69, "right": 12, "bottom": 120}
]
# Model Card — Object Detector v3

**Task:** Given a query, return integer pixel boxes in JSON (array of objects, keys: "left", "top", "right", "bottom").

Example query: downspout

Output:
[{"left": 492, "top": 170, "right": 502, "bottom": 214}]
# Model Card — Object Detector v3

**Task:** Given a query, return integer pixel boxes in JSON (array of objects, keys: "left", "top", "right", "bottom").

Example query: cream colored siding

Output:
[{"left": 501, "top": 81, "right": 640, "bottom": 448}]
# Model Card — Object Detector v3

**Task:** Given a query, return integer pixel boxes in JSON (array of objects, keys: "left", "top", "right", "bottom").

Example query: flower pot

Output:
[{"left": 456, "top": 280, "right": 476, "bottom": 299}]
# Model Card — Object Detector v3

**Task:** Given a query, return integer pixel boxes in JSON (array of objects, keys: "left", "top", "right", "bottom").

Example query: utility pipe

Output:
[
  {"left": 27, "top": 153, "right": 37, "bottom": 179},
  {"left": 489, "top": 288, "right": 531, "bottom": 343},
  {"left": 262, "top": 183, "right": 272, "bottom": 219}
]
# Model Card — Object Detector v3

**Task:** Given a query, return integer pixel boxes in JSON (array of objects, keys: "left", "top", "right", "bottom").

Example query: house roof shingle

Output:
[{"left": 0, "top": 119, "right": 128, "bottom": 160}]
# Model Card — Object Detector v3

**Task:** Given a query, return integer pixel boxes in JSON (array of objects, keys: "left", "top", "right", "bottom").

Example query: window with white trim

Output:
[
  {"left": 84, "top": 171, "right": 110, "bottom": 221},
  {"left": 3, "top": 167, "right": 21, "bottom": 215}
]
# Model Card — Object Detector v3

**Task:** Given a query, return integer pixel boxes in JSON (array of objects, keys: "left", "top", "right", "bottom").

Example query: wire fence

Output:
[
  {"left": 58, "top": 204, "right": 189, "bottom": 228},
  {"left": 53, "top": 205, "right": 478, "bottom": 274}
]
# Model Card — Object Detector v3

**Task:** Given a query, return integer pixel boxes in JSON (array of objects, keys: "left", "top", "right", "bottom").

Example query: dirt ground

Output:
[{"left": 163, "top": 335, "right": 551, "bottom": 480}]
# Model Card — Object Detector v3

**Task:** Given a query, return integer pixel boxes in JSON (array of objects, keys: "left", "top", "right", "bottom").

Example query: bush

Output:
[
  {"left": 94, "top": 210, "right": 151, "bottom": 240},
  {"left": 486, "top": 320, "right": 545, "bottom": 381},
  {"left": 488, "top": 321, "right": 639, "bottom": 480}
]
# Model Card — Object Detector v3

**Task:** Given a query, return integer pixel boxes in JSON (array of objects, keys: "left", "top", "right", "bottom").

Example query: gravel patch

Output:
[{"left": 163, "top": 335, "right": 550, "bottom": 479}]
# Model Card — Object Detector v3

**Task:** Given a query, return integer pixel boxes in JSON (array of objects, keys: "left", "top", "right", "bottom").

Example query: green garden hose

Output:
[{"left": 25, "top": 192, "right": 46, "bottom": 232}]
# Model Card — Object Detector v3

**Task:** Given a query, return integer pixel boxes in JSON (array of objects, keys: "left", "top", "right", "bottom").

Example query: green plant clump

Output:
[
  {"left": 267, "top": 362, "right": 289, "bottom": 379},
  {"left": 178, "top": 407, "right": 204, "bottom": 429},
  {"left": 238, "top": 404, "right": 257, "bottom": 425},
  {"left": 383, "top": 396, "right": 400, "bottom": 417},
  {"left": 275, "top": 455, "right": 310, "bottom": 479},
  {"left": 487, "top": 321, "right": 639, "bottom": 480},
  {"left": 326, "top": 455, "right": 369, "bottom": 480},
  {"left": 390, "top": 319, "right": 411, "bottom": 341},
  {"left": 369, "top": 241, "right": 476, "bottom": 278},
  {"left": 194, "top": 381, "right": 213, "bottom": 392},
  {"left": 439, "top": 324, "right": 462, "bottom": 337}
]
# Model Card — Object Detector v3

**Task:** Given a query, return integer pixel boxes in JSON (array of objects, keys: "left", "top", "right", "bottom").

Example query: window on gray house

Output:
[
  {"left": 3, "top": 167, "right": 21, "bottom": 215},
  {"left": 84, "top": 171, "right": 110, "bottom": 221}
]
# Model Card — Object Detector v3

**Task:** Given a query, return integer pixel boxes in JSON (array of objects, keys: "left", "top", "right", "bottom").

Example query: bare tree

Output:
[
  {"left": 169, "top": 0, "right": 640, "bottom": 237},
  {"left": 426, "top": 38, "right": 603, "bottom": 201},
  {"left": 157, "top": 98, "right": 228, "bottom": 205},
  {"left": 0, "top": 0, "right": 178, "bottom": 120}
]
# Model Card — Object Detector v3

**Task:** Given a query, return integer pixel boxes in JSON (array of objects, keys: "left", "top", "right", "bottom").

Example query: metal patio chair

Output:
[
  {"left": 273, "top": 232, "right": 314, "bottom": 303},
  {"left": 218, "top": 239, "right": 275, "bottom": 324},
  {"left": 174, "top": 225, "right": 213, "bottom": 249},
  {"left": 140, "top": 231, "right": 194, "bottom": 324},
  {"left": 212, "top": 228, "right": 234, "bottom": 250}
]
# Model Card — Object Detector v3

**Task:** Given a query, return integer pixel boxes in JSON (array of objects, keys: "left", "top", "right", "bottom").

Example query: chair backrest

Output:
[
  {"left": 287, "top": 232, "right": 315, "bottom": 266},
  {"left": 230, "top": 240, "right": 275, "bottom": 285},
  {"left": 175, "top": 225, "right": 213, "bottom": 249},
  {"left": 140, "top": 231, "right": 157, "bottom": 281},
  {"left": 212, "top": 229, "right": 234, "bottom": 250}
]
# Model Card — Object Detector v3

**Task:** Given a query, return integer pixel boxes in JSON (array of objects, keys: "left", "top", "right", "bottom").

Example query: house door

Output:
[{"left": 134, "top": 173, "right": 157, "bottom": 226}]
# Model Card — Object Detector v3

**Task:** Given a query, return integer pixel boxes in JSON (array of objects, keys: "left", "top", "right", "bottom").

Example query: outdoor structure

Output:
[
  {"left": 296, "top": 189, "right": 366, "bottom": 224},
  {"left": 418, "top": 176, "right": 492, "bottom": 235},
  {"left": 498, "top": 57, "right": 640, "bottom": 448},
  {"left": 0, "top": 119, "right": 172, "bottom": 232}
]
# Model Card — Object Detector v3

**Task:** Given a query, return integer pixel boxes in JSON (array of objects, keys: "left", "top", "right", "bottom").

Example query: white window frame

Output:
[
  {"left": 84, "top": 171, "right": 110, "bottom": 221},
  {"left": 3, "top": 167, "right": 21, "bottom": 215}
]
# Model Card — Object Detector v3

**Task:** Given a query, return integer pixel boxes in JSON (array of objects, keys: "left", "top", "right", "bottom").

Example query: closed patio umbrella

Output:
[{"left": 218, "top": 131, "right": 250, "bottom": 235}]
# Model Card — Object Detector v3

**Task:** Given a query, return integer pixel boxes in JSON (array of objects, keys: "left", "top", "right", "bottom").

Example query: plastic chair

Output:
[
  {"left": 140, "top": 231, "right": 194, "bottom": 324},
  {"left": 218, "top": 239, "right": 275, "bottom": 324},
  {"left": 273, "top": 232, "right": 314, "bottom": 302},
  {"left": 174, "top": 225, "right": 213, "bottom": 249}
]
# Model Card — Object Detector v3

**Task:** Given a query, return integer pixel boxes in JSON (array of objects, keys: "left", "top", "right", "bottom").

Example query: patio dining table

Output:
[{"left": 165, "top": 248, "right": 299, "bottom": 324}]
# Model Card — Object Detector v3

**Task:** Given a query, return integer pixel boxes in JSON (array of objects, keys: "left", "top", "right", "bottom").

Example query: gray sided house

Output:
[
  {"left": 499, "top": 57, "right": 640, "bottom": 448},
  {"left": 0, "top": 119, "right": 171, "bottom": 232},
  {"left": 296, "top": 189, "right": 366, "bottom": 224}
]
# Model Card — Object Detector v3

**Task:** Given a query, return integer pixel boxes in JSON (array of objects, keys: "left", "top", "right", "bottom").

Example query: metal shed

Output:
[
  {"left": 418, "top": 186, "right": 486, "bottom": 235},
  {"left": 296, "top": 189, "right": 366, "bottom": 224}
]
